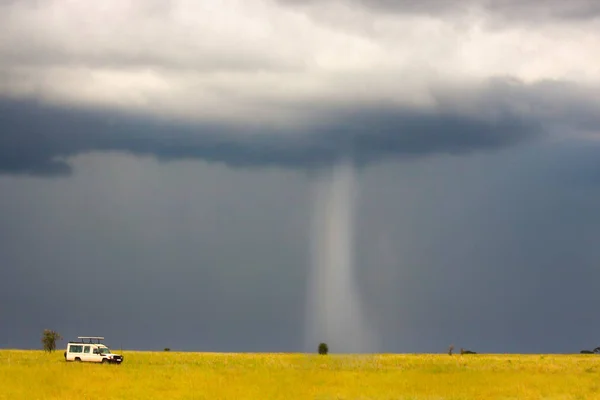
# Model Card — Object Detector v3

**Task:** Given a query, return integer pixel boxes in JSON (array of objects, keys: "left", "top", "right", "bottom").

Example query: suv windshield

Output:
[{"left": 98, "top": 347, "right": 111, "bottom": 354}]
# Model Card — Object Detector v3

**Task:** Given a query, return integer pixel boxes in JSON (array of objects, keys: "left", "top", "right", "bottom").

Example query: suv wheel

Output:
[{"left": 75, "top": 357, "right": 81, "bottom": 362}]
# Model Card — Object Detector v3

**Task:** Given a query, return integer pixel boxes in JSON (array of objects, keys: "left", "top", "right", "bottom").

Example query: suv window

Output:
[
  {"left": 69, "top": 345, "right": 83, "bottom": 353},
  {"left": 84, "top": 346, "right": 90, "bottom": 353}
]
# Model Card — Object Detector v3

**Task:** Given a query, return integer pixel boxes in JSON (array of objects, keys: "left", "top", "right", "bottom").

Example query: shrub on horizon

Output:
[
  {"left": 318, "top": 343, "right": 329, "bottom": 355},
  {"left": 448, "top": 345, "right": 454, "bottom": 356}
]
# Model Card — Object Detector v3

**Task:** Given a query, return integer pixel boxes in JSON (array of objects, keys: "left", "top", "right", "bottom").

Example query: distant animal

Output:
[
  {"left": 580, "top": 350, "right": 594, "bottom": 354},
  {"left": 460, "top": 348, "right": 477, "bottom": 355}
]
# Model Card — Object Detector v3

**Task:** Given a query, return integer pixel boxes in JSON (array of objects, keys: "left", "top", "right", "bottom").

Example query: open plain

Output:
[{"left": 1, "top": 350, "right": 598, "bottom": 399}]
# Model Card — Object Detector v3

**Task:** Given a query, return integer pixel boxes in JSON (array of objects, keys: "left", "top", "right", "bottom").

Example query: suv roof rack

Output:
[{"left": 73, "top": 336, "right": 105, "bottom": 344}]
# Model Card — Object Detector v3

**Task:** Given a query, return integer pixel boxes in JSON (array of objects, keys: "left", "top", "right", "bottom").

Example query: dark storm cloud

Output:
[
  {"left": 278, "top": 0, "right": 600, "bottom": 21},
  {"left": 2, "top": 77, "right": 600, "bottom": 176},
  {"left": 0, "top": 102, "right": 528, "bottom": 175}
]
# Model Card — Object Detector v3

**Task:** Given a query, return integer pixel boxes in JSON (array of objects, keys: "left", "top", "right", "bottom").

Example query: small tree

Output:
[
  {"left": 41, "top": 329, "right": 62, "bottom": 353},
  {"left": 164, "top": 348, "right": 171, "bottom": 352},
  {"left": 318, "top": 342, "right": 329, "bottom": 355}
]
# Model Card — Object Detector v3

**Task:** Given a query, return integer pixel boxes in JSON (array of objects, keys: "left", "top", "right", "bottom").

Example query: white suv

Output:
[{"left": 64, "top": 337, "right": 124, "bottom": 364}]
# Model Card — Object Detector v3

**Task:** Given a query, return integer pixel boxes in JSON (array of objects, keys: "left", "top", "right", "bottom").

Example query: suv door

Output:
[
  {"left": 82, "top": 345, "right": 92, "bottom": 362},
  {"left": 92, "top": 346, "right": 104, "bottom": 362}
]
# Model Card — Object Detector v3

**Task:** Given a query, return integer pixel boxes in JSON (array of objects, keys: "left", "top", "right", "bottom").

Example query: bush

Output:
[
  {"left": 41, "top": 329, "right": 62, "bottom": 353},
  {"left": 164, "top": 348, "right": 171, "bottom": 352},
  {"left": 318, "top": 342, "right": 329, "bottom": 355},
  {"left": 448, "top": 345, "right": 454, "bottom": 356}
]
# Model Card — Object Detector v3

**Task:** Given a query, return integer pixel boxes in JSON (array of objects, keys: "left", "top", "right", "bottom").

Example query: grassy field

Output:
[{"left": 0, "top": 350, "right": 599, "bottom": 399}]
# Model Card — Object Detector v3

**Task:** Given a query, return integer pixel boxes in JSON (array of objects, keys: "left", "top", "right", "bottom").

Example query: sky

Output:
[{"left": 1, "top": 0, "right": 600, "bottom": 353}]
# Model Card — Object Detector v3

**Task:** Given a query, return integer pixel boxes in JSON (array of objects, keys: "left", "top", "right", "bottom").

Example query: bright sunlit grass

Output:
[{"left": 1, "top": 350, "right": 598, "bottom": 399}]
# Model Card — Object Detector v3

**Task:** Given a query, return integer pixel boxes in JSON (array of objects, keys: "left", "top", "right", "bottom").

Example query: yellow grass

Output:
[{"left": 1, "top": 350, "right": 599, "bottom": 399}]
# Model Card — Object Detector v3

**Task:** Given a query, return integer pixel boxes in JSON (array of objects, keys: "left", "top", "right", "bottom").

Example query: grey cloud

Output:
[
  {"left": 278, "top": 0, "right": 600, "bottom": 21},
  {"left": 354, "top": 141, "right": 600, "bottom": 353},
  {"left": 540, "top": 141, "right": 600, "bottom": 186},
  {"left": 0, "top": 0, "right": 302, "bottom": 76},
  {"left": 0, "top": 44, "right": 297, "bottom": 74},
  {"left": 484, "top": 0, "right": 600, "bottom": 21},
  {"left": 279, "top": 0, "right": 465, "bottom": 15},
  {"left": 4, "top": 141, "right": 600, "bottom": 352},
  {"left": 0, "top": 156, "right": 311, "bottom": 351}
]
